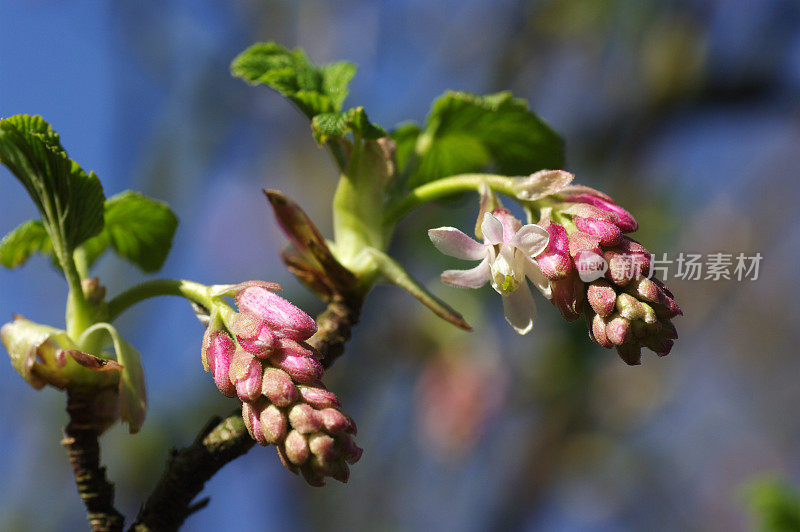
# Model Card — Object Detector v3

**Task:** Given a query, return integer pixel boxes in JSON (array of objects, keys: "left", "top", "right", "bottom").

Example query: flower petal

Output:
[
  {"left": 502, "top": 281, "right": 537, "bottom": 335},
  {"left": 441, "top": 258, "right": 491, "bottom": 288},
  {"left": 511, "top": 224, "right": 550, "bottom": 258},
  {"left": 524, "top": 258, "right": 552, "bottom": 299},
  {"left": 428, "top": 227, "right": 487, "bottom": 260},
  {"left": 481, "top": 213, "right": 504, "bottom": 245}
]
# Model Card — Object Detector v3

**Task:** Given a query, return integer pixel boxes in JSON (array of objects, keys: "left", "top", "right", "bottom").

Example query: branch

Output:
[
  {"left": 128, "top": 414, "right": 254, "bottom": 532},
  {"left": 129, "top": 294, "right": 363, "bottom": 531},
  {"left": 62, "top": 389, "right": 125, "bottom": 532}
]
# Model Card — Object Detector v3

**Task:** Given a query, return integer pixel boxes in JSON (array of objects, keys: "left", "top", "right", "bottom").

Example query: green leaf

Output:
[
  {"left": 364, "top": 247, "right": 471, "bottom": 331},
  {"left": 83, "top": 322, "right": 146, "bottom": 433},
  {"left": 392, "top": 91, "right": 565, "bottom": 187},
  {"left": 80, "top": 191, "right": 178, "bottom": 272},
  {"left": 311, "top": 107, "right": 387, "bottom": 145},
  {"left": 0, "top": 115, "right": 105, "bottom": 263},
  {"left": 744, "top": 477, "right": 800, "bottom": 532},
  {"left": 231, "top": 42, "right": 356, "bottom": 119},
  {"left": 0, "top": 220, "right": 53, "bottom": 269}
]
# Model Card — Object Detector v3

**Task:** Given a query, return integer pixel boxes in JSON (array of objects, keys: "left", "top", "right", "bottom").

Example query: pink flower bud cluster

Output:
[
  {"left": 202, "top": 283, "right": 361, "bottom": 485},
  {"left": 534, "top": 189, "right": 681, "bottom": 364}
]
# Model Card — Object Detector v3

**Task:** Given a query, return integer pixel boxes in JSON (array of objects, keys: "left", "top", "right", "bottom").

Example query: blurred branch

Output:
[
  {"left": 129, "top": 414, "right": 254, "bottom": 532},
  {"left": 130, "top": 294, "right": 363, "bottom": 531},
  {"left": 62, "top": 389, "right": 125, "bottom": 532}
]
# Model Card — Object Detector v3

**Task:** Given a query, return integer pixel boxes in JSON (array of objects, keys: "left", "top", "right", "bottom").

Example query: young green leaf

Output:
[
  {"left": 231, "top": 42, "right": 356, "bottom": 119},
  {"left": 392, "top": 91, "right": 565, "bottom": 187},
  {"left": 311, "top": 107, "right": 387, "bottom": 144},
  {"left": 80, "top": 191, "right": 178, "bottom": 272},
  {"left": 81, "top": 322, "right": 147, "bottom": 434},
  {"left": 0, "top": 220, "right": 53, "bottom": 269},
  {"left": 0, "top": 115, "right": 105, "bottom": 265}
]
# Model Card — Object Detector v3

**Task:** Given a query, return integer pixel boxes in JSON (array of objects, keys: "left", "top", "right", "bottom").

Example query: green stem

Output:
[
  {"left": 383, "top": 173, "right": 518, "bottom": 224},
  {"left": 106, "top": 279, "right": 215, "bottom": 322},
  {"left": 73, "top": 247, "right": 89, "bottom": 279}
]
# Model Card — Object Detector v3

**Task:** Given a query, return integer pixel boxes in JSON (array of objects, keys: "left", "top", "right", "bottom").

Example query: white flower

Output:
[{"left": 428, "top": 211, "right": 551, "bottom": 335}]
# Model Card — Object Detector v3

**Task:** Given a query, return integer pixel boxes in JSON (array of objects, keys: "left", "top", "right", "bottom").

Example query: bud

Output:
[
  {"left": 318, "top": 407, "right": 356, "bottom": 434},
  {"left": 284, "top": 430, "right": 310, "bottom": 465},
  {"left": 568, "top": 231, "right": 602, "bottom": 258},
  {"left": 308, "top": 433, "right": 337, "bottom": 464},
  {"left": 288, "top": 403, "right": 324, "bottom": 434},
  {"left": 81, "top": 277, "right": 106, "bottom": 305},
  {"left": 271, "top": 348, "right": 324, "bottom": 384},
  {"left": 561, "top": 193, "right": 638, "bottom": 233},
  {"left": 535, "top": 220, "right": 572, "bottom": 280},
  {"left": 229, "top": 349, "right": 263, "bottom": 402},
  {"left": 298, "top": 385, "right": 341, "bottom": 409},
  {"left": 591, "top": 313, "right": 614, "bottom": 348},
  {"left": 203, "top": 330, "right": 236, "bottom": 397},
  {"left": 587, "top": 279, "right": 616, "bottom": 317},
  {"left": 573, "top": 216, "right": 622, "bottom": 246},
  {"left": 242, "top": 400, "right": 269, "bottom": 446},
  {"left": 259, "top": 403, "right": 288, "bottom": 444},
  {"left": 229, "top": 312, "right": 276, "bottom": 358},
  {"left": 236, "top": 286, "right": 317, "bottom": 341},
  {"left": 261, "top": 367, "right": 299, "bottom": 407},
  {"left": 548, "top": 271, "right": 585, "bottom": 322},
  {"left": 605, "top": 314, "right": 632, "bottom": 346}
]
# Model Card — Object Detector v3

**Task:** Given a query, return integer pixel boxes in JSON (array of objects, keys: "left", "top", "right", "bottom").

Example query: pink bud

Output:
[
  {"left": 275, "top": 337, "right": 322, "bottom": 360},
  {"left": 562, "top": 193, "right": 638, "bottom": 233},
  {"left": 230, "top": 313, "right": 276, "bottom": 358},
  {"left": 308, "top": 433, "right": 337, "bottom": 464},
  {"left": 284, "top": 430, "right": 310, "bottom": 465},
  {"left": 242, "top": 401, "right": 268, "bottom": 446},
  {"left": 605, "top": 315, "right": 632, "bottom": 346},
  {"left": 603, "top": 247, "right": 649, "bottom": 286},
  {"left": 236, "top": 286, "right": 317, "bottom": 341},
  {"left": 288, "top": 403, "right": 324, "bottom": 434},
  {"left": 606, "top": 237, "right": 651, "bottom": 282},
  {"left": 298, "top": 385, "right": 341, "bottom": 409},
  {"left": 574, "top": 216, "right": 622, "bottom": 246},
  {"left": 535, "top": 221, "right": 572, "bottom": 280},
  {"left": 271, "top": 348, "right": 324, "bottom": 384},
  {"left": 549, "top": 272, "right": 585, "bottom": 322},
  {"left": 591, "top": 314, "right": 614, "bottom": 348},
  {"left": 261, "top": 367, "right": 299, "bottom": 407},
  {"left": 204, "top": 331, "right": 236, "bottom": 398},
  {"left": 567, "top": 231, "right": 602, "bottom": 258},
  {"left": 628, "top": 277, "right": 661, "bottom": 304},
  {"left": 259, "top": 404, "right": 288, "bottom": 444},
  {"left": 229, "top": 349, "right": 263, "bottom": 402},
  {"left": 587, "top": 279, "right": 616, "bottom": 317},
  {"left": 318, "top": 408, "right": 355, "bottom": 434}
]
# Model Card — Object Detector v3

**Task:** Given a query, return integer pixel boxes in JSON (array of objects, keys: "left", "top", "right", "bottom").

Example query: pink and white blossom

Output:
[{"left": 428, "top": 210, "right": 550, "bottom": 335}]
